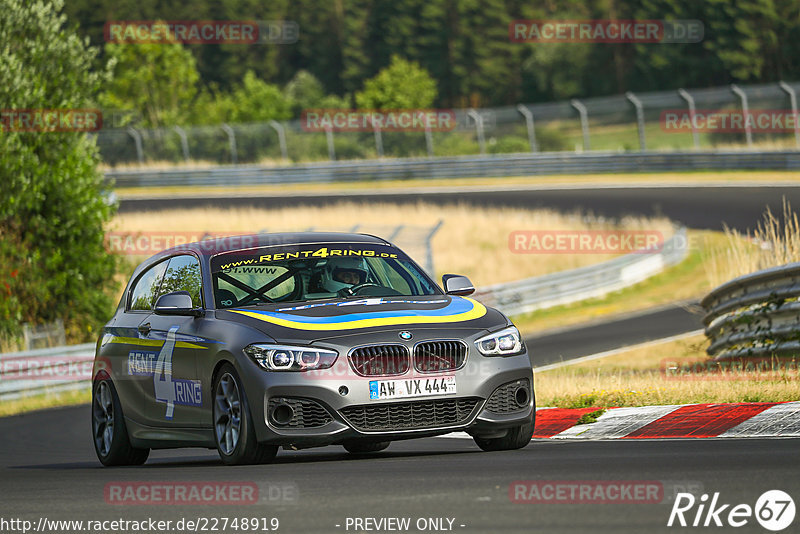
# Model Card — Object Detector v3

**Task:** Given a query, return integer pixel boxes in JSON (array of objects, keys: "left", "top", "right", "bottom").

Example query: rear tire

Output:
[
  {"left": 473, "top": 412, "right": 535, "bottom": 452},
  {"left": 343, "top": 440, "right": 390, "bottom": 454},
  {"left": 213, "top": 364, "right": 278, "bottom": 465},
  {"left": 92, "top": 378, "right": 150, "bottom": 466}
]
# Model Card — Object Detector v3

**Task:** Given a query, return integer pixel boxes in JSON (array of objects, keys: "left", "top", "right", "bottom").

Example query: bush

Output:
[
  {"left": 488, "top": 136, "right": 530, "bottom": 154},
  {"left": 432, "top": 133, "right": 481, "bottom": 156},
  {"left": 0, "top": 0, "right": 118, "bottom": 342},
  {"left": 536, "top": 126, "right": 571, "bottom": 152}
]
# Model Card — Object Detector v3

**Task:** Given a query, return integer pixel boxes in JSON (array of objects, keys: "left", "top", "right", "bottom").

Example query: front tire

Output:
[
  {"left": 343, "top": 440, "right": 390, "bottom": 454},
  {"left": 92, "top": 379, "right": 149, "bottom": 466},
  {"left": 213, "top": 364, "right": 277, "bottom": 465},
  {"left": 473, "top": 412, "right": 535, "bottom": 452}
]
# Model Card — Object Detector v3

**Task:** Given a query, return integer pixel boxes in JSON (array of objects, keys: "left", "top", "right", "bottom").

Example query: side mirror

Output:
[
  {"left": 154, "top": 291, "right": 202, "bottom": 317},
  {"left": 442, "top": 274, "right": 475, "bottom": 296}
]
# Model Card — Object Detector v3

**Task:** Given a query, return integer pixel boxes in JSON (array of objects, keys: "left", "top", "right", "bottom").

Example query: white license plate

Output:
[{"left": 369, "top": 376, "right": 456, "bottom": 400}]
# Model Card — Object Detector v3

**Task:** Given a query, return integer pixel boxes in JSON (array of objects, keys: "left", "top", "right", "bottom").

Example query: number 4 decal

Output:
[{"left": 153, "top": 326, "right": 179, "bottom": 419}]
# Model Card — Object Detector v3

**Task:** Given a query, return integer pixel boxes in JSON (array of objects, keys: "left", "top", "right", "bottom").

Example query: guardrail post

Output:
[
  {"left": 126, "top": 127, "right": 144, "bottom": 164},
  {"left": 778, "top": 81, "right": 800, "bottom": 149},
  {"left": 424, "top": 123, "right": 434, "bottom": 156},
  {"left": 221, "top": 124, "right": 238, "bottom": 164},
  {"left": 731, "top": 84, "right": 753, "bottom": 148},
  {"left": 467, "top": 109, "right": 486, "bottom": 155},
  {"left": 373, "top": 119, "right": 384, "bottom": 158},
  {"left": 173, "top": 126, "right": 190, "bottom": 161},
  {"left": 516, "top": 104, "right": 538, "bottom": 152},
  {"left": 677, "top": 88, "right": 700, "bottom": 149},
  {"left": 625, "top": 91, "right": 647, "bottom": 151},
  {"left": 424, "top": 220, "right": 444, "bottom": 275},
  {"left": 325, "top": 125, "right": 336, "bottom": 161},
  {"left": 268, "top": 120, "right": 289, "bottom": 161},
  {"left": 570, "top": 99, "right": 590, "bottom": 151},
  {"left": 388, "top": 225, "right": 405, "bottom": 241}
]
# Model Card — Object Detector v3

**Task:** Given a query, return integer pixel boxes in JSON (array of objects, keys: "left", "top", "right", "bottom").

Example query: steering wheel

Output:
[{"left": 338, "top": 283, "right": 382, "bottom": 297}]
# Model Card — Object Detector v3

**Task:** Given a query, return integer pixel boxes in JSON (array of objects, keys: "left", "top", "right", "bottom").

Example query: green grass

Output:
[
  {"left": 556, "top": 120, "right": 797, "bottom": 152},
  {"left": 0, "top": 388, "right": 90, "bottom": 418},
  {"left": 575, "top": 409, "right": 607, "bottom": 424}
]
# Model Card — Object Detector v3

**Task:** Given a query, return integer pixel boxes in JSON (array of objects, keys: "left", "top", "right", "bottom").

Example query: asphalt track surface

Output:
[
  {"left": 1, "top": 404, "right": 799, "bottom": 534},
  {"left": 4, "top": 184, "right": 796, "bottom": 532},
  {"left": 119, "top": 184, "right": 800, "bottom": 232}
]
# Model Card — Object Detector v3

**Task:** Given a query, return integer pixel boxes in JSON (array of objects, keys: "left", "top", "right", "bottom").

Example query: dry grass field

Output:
[
  {"left": 535, "top": 333, "right": 800, "bottom": 408},
  {"left": 705, "top": 199, "right": 800, "bottom": 288},
  {"left": 112, "top": 202, "right": 675, "bottom": 286}
]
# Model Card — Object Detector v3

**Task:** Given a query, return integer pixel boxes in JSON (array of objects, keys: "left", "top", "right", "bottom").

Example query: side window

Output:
[
  {"left": 158, "top": 255, "right": 203, "bottom": 307},
  {"left": 216, "top": 265, "right": 296, "bottom": 306},
  {"left": 129, "top": 261, "right": 168, "bottom": 311}
]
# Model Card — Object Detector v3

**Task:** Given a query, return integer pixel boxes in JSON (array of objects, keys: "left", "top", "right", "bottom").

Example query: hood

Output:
[{"left": 216, "top": 295, "right": 506, "bottom": 343}]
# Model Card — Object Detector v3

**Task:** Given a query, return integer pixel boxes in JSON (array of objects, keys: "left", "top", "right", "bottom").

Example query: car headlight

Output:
[
  {"left": 244, "top": 344, "right": 338, "bottom": 371},
  {"left": 475, "top": 326, "right": 525, "bottom": 356}
]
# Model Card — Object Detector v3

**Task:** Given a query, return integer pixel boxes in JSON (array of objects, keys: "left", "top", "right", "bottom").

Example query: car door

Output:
[
  {"left": 106, "top": 258, "right": 169, "bottom": 427},
  {"left": 140, "top": 254, "right": 207, "bottom": 428}
]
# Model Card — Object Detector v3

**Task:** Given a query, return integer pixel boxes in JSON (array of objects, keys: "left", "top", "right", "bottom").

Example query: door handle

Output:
[{"left": 137, "top": 322, "right": 151, "bottom": 335}]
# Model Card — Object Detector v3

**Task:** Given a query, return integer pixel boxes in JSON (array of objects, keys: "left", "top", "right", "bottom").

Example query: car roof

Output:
[{"left": 155, "top": 231, "right": 393, "bottom": 258}]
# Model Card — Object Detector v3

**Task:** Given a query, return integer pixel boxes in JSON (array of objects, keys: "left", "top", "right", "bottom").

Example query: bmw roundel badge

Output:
[{"left": 398, "top": 331, "right": 413, "bottom": 340}]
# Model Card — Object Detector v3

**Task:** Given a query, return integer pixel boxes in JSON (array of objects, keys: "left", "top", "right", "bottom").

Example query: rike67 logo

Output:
[{"left": 668, "top": 490, "right": 795, "bottom": 531}]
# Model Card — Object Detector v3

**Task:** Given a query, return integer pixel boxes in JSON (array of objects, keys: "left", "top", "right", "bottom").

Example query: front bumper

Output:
[{"left": 237, "top": 347, "right": 534, "bottom": 447}]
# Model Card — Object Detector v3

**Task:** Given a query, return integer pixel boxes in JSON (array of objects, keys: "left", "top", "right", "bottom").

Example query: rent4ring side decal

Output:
[{"left": 125, "top": 326, "right": 202, "bottom": 419}]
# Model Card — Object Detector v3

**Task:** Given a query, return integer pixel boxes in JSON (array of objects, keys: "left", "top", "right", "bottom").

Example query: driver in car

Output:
[{"left": 321, "top": 257, "right": 369, "bottom": 294}]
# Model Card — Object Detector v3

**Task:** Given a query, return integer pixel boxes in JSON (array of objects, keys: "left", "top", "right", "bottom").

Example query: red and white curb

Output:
[{"left": 444, "top": 402, "right": 800, "bottom": 440}]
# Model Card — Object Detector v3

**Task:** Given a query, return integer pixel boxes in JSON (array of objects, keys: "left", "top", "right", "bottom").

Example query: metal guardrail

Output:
[
  {"left": 3, "top": 231, "right": 689, "bottom": 399},
  {"left": 0, "top": 343, "right": 95, "bottom": 401},
  {"left": 702, "top": 263, "right": 800, "bottom": 361},
  {"left": 474, "top": 227, "right": 688, "bottom": 317},
  {"left": 105, "top": 151, "right": 800, "bottom": 189}
]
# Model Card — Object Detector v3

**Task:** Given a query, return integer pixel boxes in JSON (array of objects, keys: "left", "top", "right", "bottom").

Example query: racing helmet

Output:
[{"left": 321, "top": 256, "right": 369, "bottom": 293}]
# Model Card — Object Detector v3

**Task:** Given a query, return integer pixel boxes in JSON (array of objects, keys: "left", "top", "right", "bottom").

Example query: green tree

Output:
[
  {"left": 228, "top": 71, "right": 293, "bottom": 122},
  {"left": 285, "top": 70, "right": 350, "bottom": 115},
  {"left": 191, "top": 71, "right": 294, "bottom": 124},
  {"left": 355, "top": 55, "right": 437, "bottom": 109},
  {"left": 59, "top": 0, "right": 800, "bottom": 120},
  {"left": 0, "top": 0, "right": 117, "bottom": 341},
  {"left": 703, "top": 0, "right": 780, "bottom": 81},
  {"left": 102, "top": 39, "right": 200, "bottom": 127}
]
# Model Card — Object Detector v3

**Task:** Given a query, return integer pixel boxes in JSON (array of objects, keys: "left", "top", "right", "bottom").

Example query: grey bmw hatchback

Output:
[{"left": 91, "top": 233, "right": 534, "bottom": 466}]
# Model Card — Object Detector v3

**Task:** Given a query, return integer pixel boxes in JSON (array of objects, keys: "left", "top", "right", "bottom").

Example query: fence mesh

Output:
[{"left": 96, "top": 81, "right": 800, "bottom": 166}]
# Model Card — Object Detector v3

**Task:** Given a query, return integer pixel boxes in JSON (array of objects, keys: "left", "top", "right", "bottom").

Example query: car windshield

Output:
[{"left": 210, "top": 242, "right": 440, "bottom": 308}]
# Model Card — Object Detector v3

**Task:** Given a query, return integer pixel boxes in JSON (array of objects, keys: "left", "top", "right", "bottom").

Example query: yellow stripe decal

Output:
[{"left": 108, "top": 336, "right": 207, "bottom": 350}]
